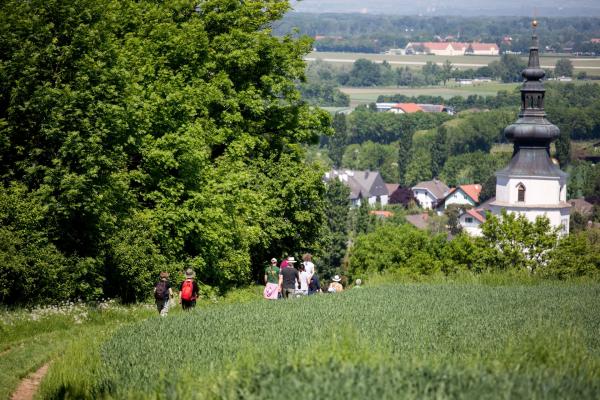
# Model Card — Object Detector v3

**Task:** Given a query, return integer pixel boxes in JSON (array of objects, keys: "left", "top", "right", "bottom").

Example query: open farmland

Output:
[
  {"left": 340, "top": 83, "right": 520, "bottom": 107},
  {"left": 40, "top": 283, "right": 600, "bottom": 399},
  {"left": 306, "top": 51, "right": 600, "bottom": 76}
]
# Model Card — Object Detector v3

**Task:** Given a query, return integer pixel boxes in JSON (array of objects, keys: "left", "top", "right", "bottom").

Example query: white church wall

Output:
[
  {"left": 495, "top": 176, "right": 510, "bottom": 202},
  {"left": 490, "top": 205, "right": 570, "bottom": 235}
]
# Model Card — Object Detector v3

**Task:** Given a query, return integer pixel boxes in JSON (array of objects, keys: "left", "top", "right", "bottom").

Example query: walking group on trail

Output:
[
  {"left": 153, "top": 268, "right": 199, "bottom": 316},
  {"left": 264, "top": 253, "right": 350, "bottom": 300},
  {"left": 153, "top": 253, "right": 359, "bottom": 315}
]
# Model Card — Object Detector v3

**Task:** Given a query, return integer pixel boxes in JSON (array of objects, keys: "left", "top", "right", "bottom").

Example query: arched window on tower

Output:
[{"left": 517, "top": 183, "right": 526, "bottom": 202}]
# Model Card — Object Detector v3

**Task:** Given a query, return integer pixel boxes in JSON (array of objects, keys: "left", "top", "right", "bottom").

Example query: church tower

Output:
[{"left": 490, "top": 21, "right": 571, "bottom": 234}]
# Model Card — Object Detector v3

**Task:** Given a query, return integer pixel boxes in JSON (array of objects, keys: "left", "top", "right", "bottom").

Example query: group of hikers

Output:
[
  {"left": 263, "top": 253, "right": 360, "bottom": 300},
  {"left": 152, "top": 253, "right": 362, "bottom": 315},
  {"left": 153, "top": 268, "right": 199, "bottom": 316}
]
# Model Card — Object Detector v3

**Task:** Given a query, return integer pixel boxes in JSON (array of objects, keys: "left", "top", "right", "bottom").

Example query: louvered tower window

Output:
[{"left": 517, "top": 184, "right": 526, "bottom": 202}]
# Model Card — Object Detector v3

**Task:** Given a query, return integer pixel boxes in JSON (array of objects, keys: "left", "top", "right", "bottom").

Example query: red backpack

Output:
[{"left": 181, "top": 279, "right": 195, "bottom": 301}]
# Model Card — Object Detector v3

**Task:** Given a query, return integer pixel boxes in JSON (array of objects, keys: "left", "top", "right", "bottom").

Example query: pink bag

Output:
[{"left": 263, "top": 283, "right": 279, "bottom": 300}]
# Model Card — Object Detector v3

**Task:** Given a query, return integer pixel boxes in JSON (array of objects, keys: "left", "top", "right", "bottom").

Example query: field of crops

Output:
[
  {"left": 40, "top": 283, "right": 600, "bottom": 399},
  {"left": 306, "top": 51, "right": 600, "bottom": 76},
  {"left": 340, "top": 83, "right": 520, "bottom": 107}
]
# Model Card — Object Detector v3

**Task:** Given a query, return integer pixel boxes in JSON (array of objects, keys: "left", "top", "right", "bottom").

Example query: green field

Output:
[
  {"left": 38, "top": 283, "right": 600, "bottom": 399},
  {"left": 340, "top": 83, "right": 520, "bottom": 107},
  {"left": 306, "top": 51, "right": 600, "bottom": 76}
]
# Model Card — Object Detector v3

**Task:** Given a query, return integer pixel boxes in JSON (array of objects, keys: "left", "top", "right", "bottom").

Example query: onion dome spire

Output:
[
  {"left": 501, "top": 21, "right": 565, "bottom": 177},
  {"left": 504, "top": 20, "right": 559, "bottom": 149}
]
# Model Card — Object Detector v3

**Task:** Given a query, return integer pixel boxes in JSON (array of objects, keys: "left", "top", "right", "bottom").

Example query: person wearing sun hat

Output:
[
  {"left": 278, "top": 256, "right": 300, "bottom": 299},
  {"left": 179, "top": 268, "right": 199, "bottom": 310},
  {"left": 327, "top": 275, "right": 344, "bottom": 293}
]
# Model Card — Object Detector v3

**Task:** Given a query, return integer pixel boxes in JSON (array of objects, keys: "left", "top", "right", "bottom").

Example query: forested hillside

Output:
[{"left": 0, "top": 0, "right": 331, "bottom": 304}]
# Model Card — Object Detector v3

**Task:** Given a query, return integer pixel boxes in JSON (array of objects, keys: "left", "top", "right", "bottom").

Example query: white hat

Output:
[
  {"left": 287, "top": 256, "right": 297, "bottom": 263},
  {"left": 185, "top": 268, "right": 196, "bottom": 279},
  {"left": 332, "top": 275, "right": 341, "bottom": 282},
  {"left": 270, "top": 258, "right": 277, "bottom": 263}
]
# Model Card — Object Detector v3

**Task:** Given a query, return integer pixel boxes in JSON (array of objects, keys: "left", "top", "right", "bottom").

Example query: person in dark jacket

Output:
[
  {"left": 278, "top": 257, "right": 299, "bottom": 299},
  {"left": 308, "top": 273, "right": 321, "bottom": 295}
]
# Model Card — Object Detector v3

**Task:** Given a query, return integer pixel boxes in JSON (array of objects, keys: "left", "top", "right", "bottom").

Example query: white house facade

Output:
[
  {"left": 412, "top": 180, "right": 450, "bottom": 210},
  {"left": 459, "top": 209, "right": 485, "bottom": 236},
  {"left": 442, "top": 184, "right": 481, "bottom": 209}
]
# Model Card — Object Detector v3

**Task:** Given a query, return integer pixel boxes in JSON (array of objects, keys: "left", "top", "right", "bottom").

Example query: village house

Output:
[
  {"left": 389, "top": 103, "right": 423, "bottom": 114},
  {"left": 457, "top": 196, "right": 494, "bottom": 236},
  {"left": 441, "top": 184, "right": 482, "bottom": 210},
  {"left": 458, "top": 209, "right": 486, "bottom": 236},
  {"left": 324, "top": 170, "right": 389, "bottom": 207},
  {"left": 376, "top": 103, "right": 453, "bottom": 115},
  {"left": 411, "top": 179, "right": 450, "bottom": 210}
]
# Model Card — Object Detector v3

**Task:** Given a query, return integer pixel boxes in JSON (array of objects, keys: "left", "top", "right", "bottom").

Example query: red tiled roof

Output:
[
  {"left": 460, "top": 184, "right": 482, "bottom": 203},
  {"left": 465, "top": 209, "right": 485, "bottom": 224},
  {"left": 391, "top": 103, "right": 423, "bottom": 113},
  {"left": 449, "top": 42, "right": 468, "bottom": 50},
  {"left": 469, "top": 43, "right": 499, "bottom": 51},
  {"left": 422, "top": 42, "right": 453, "bottom": 50},
  {"left": 444, "top": 184, "right": 482, "bottom": 203}
]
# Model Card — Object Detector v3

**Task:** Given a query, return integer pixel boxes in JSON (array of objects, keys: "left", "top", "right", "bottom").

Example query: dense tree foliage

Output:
[
  {"left": 554, "top": 58, "right": 574, "bottom": 77},
  {"left": 346, "top": 107, "right": 452, "bottom": 145},
  {"left": 0, "top": 0, "right": 332, "bottom": 304},
  {"left": 342, "top": 142, "right": 400, "bottom": 183},
  {"left": 348, "top": 212, "right": 600, "bottom": 280}
]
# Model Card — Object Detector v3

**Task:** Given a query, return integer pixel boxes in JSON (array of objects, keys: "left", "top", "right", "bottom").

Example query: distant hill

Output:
[{"left": 291, "top": 0, "right": 600, "bottom": 17}]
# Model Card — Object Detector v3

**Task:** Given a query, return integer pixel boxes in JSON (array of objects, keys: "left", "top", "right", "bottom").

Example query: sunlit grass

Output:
[{"left": 40, "top": 282, "right": 600, "bottom": 399}]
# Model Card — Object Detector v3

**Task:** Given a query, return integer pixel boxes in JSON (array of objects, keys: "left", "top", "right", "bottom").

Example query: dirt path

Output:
[{"left": 10, "top": 363, "right": 50, "bottom": 400}]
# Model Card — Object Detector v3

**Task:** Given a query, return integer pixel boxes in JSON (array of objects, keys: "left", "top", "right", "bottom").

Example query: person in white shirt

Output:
[
  {"left": 302, "top": 253, "right": 315, "bottom": 278},
  {"left": 297, "top": 263, "right": 310, "bottom": 296}
]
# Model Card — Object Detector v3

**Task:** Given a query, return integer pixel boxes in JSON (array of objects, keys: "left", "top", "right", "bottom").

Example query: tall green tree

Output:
[
  {"left": 554, "top": 58, "right": 574, "bottom": 77},
  {"left": 321, "top": 180, "right": 351, "bottom": 278},
  {"left": 329, "top": 113, "right": 348, "bottom": 168},
  {"left": 480, "top": 211, "right": 558, "bottom": 273},
  {"left": 430, "top": 126, "right": 447, "bottom": 178},
  {"left": 555, "top": 129, "right": 572, "bottom": 168},
  {"left": 0, "top": 0, "right": 331, "bottom": 303}
]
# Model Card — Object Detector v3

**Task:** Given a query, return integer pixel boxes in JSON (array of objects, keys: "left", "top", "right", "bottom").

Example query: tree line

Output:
[
  {"left": 276, "top": 13, "right": 600, "bottom": 55},
  {"left": 348, "top": 210, "right": 600, "bottom": 280},
  {"left": 0, "top": 0, "right": 334, "bottom": 304}
]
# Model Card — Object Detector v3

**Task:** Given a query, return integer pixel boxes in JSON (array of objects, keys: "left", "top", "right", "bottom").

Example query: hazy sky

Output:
[{"left": 290, "top": 0, "right": 600, "bottom": 17}]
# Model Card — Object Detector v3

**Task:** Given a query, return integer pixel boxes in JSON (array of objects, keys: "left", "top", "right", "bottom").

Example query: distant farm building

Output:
[
  {"left": 404, "top": 42, "right": 499, "bottom": 56},
  {"left": 376, "top": 102, "right": 453, "bottom": 115}
]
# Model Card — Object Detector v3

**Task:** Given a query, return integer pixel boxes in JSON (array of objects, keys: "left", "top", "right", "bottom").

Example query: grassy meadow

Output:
[{"left": 27, "top": 281, "right": 600, "bottom": 400}]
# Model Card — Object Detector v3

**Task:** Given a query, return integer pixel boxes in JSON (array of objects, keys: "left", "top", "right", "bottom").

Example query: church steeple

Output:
[
  {"left": 489, "top": 20, "right": 571, "bottom": 236},
  {"left": 502, "top": 20, "right": 563, "bottom": 175}
]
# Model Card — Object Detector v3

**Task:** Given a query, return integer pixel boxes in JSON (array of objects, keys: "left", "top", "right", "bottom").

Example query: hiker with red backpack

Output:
[
  {"left": 154, "top": 272, "right": 173, "bottom": 316},
  {"left": 179, "top": 268, "right": 199, "bottom": 310}
]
